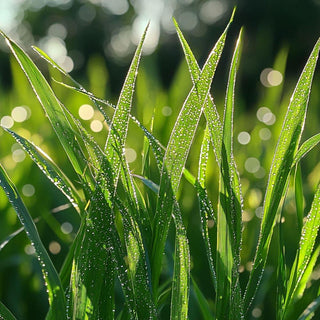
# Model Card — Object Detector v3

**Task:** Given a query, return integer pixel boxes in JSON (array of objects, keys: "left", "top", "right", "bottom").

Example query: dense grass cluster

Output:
[{"left": 0, "top": 12, "right": 320, "bottom": 319}]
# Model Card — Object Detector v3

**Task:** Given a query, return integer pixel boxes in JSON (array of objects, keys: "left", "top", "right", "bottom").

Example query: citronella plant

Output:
[{"left": 1, "top": 10, "right": 320, "bottom": 319}]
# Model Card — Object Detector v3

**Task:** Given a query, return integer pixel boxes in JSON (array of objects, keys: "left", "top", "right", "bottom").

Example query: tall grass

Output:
[{"left": 0, "top": 12, "right": 320, "bottom": 319}]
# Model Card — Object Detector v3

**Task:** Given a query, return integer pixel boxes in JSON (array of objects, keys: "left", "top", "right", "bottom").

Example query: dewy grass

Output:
[{"left": 0, "top": 13, "right": 320, "bottom": 319}]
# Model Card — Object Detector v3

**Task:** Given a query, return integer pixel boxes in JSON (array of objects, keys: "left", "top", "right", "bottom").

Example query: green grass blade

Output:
[
  {"left": 244, "top": 38, "right": 320, "bottom": 313},
  {"left": 295, "top": 164, "right": 304, "bottom": 234},
  {"left": 170, "top": 203, "right": 190, "bottom": 320},
  {"left": 104, "top": 24, "right": 148, "bottom": 187},
  {"left": 293, "top": 133, "right": 320, "bottom": 166},
  {"left": 216, "top": 28, "right": 243, "bottom": 319},
  {"left": 0, "top": 164, "right": 66, "bottom": 319},
  {"left": 283, "top": 183, "right": 320, "bottom": 319},
  {"left": 197, "top": 126, "right": 217, "bottom": 289},
  {"left": 2, "top": 127, "right": 83, "bottom": 213},
  {"left": 151, "top": 15, "right": 232, "bottom": 298},
  {"left": 0, "top": 31, "right": 92, "bottom": 187},
  {"left": 0, "top": 300, "right": 16, "bottom": 320},
  {"left": 191, "top": 277, "right": 214, "bottom": 320}
]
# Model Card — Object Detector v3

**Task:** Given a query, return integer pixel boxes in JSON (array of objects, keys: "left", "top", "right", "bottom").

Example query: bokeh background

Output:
[{"left": 1, "top": 0, "right": 320, "bottom": 319}]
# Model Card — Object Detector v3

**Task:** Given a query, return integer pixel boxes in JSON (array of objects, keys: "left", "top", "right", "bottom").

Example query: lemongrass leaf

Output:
[
  {"left": 244, "top": 38, "right": 320, "bottom": 313},
  {"left": 0, "top": 164, "right": 66, "bottom": 319}
]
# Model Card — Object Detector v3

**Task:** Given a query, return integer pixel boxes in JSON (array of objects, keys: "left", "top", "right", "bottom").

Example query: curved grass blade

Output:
[
  {"left": 0, "top": 31, "right": 92, "bottom": 188},
  {"left": 244, "top": 38, "right": 320, "bottom": 313},
  {"left": 2, "top": 127, "right": 83, "bottom": 213},
  {"left": 216, "top": 28, "right": 243, "bottom": 319},
  {"left": 104, "top": 24, "right": 148, "bottom": 187},
  {"left": 0, "top": 164, "right": 66, "bottom": 319},
  {"left": 170, "top": 202, "right": 190, "bottom": 320},
  {"left": 151, "top": 14, "right": 233, "bottom": 298},
  {"left": 0, "top": 300, "right": 16, "bottom": 320},
  {"left": 282, "top": 183, "right": 320, "bottom": 319},
  {"left": 293, "top": 133, "right": 320, "bottom": 166}
]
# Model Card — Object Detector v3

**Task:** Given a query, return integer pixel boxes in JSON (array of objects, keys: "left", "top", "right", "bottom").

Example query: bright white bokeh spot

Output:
[
  {"left": 79, "top": 104, "right": 94, "bottom": 120},
  {"left": 255, "top": 206, "right": 264, "bottom": 219},
  {"left": 90, "top": 120, "right": 103, "bottom": 132},
  {"left": 1, "top": 116, "right": 14, "bottom": 128},
  {"left": 177, "top": 11, "right": 198, "bottom": 31},
  {"left": 237, "top": 131, "right": 251, "bottom": 145},
  {"left": 39, "top": 36, "right": 67, "bottom": 61},
  {"left": 267, "top": 70, "right": 283, "bottom": 86},
  {"left": 199, "top": 0, "right": 228, "bottom": 24},
  {"left": 245, "top": 157, "right": 260, "bottom": 173},
  {"left": 49, "top": 241, "right": 61, "bottom": 255},
  {"left": 12, "top": 149, "right": 26, "bottom": 163},
  {"left": 260, "top": 68, "right": 283, "bottom": 87},
  {"left": 110, "top": 27, "right": 132, "bottom": 57},
  {"left": 61, "top": 222, "right": 73, "bottom": 234},
  {"left": 102, "top": 0, "right": 129, "bottom": 15},
  {"left": 162, "top": 106, "right": 172, "bottom": 116},
  {"left": 125, "top": 148, "right": 137, "bottom": 163},
  {"left": 22, "top": 184, "right": 35, "bottom": 197},
  {"left": 11, "top": 106, "right": 28, "bottom": 122},
  {"left": 259, "top": 128, "right": 272, "bottom": 140},
  {"left": 262, "top": 112, "right": 276, "bottom": 125},
  {"left": 24, "top": 244, "right": 35, "bottom": 255},
  {"left": 60, "top": 56, "right": 74, "bottom": 72},
  {"left": 132, "top": 18, "right": 160, "bottom": 55},
  {"left": 48, "top": 23, "right": 67, "bottom": 39},
  {"left": 257, "top": 107, "right": 275, "bottom": 125}
]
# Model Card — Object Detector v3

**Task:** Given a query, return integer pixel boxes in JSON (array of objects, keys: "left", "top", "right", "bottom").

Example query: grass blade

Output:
[
  {"left": 293, "top": 133, "right": 320, "bottom": 166},
  {"left": 170, "top": 203, "right": 190, "bottom": 320},
  {"left": 0, "top": 164, "right": 66, "bottom": 319},
  {"left": 216, "top": 28, "right": 243, "bottom": 319},
  {"left": 283, "top": 183, "right": 320, "bottom": 319},
  {"left": 104, "top": 24, "right": 148, "bottom": 187},
  {"left": 244, "top": 38, "right": 320, "bottom": 313},
  {"left": 151, "top": 14, "right": 233, "bottom": 298},
  {"left": 295, "top": 164, "right": 304, "bottom": 234},
  {"left": 2, "top": 127, "right": 83, "bottom": 213},
  {"left": 0, "top": 301, "right": 16, "bottom": 320},
  {"left": 0, "top": 31, "right": 92, "bottom": 188}
]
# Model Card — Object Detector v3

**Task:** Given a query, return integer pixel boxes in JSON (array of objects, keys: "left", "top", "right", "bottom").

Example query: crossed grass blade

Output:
[
  {"left": 1, "top": 127, "right": 83, "bottom": 213},
  {"left": 0, "top": 165, "right": 66, "bottom": 320},
  {"left": 151, "top": 13, "right": 233, "bottom": 301},
  {"left": 244, "top": 38, "right": 320, "bottom": 313}
]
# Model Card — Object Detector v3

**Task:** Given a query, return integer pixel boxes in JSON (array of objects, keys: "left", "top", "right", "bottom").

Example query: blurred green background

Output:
[{"left": 1, "top": 0, "right": 320, "bottom": 319}]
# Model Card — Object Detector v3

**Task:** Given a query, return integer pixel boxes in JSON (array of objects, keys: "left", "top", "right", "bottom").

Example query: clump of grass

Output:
[{"left": 0, "top": 11, "right": 320, "bottom": 319}]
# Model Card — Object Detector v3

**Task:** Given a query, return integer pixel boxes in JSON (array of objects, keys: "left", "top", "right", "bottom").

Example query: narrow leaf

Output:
[
  {"left": 244, "top": 38, "right": 320, "bottom": 313},
  {"left": 0, "top": 164, "right": 66, "bottom": 319}
]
